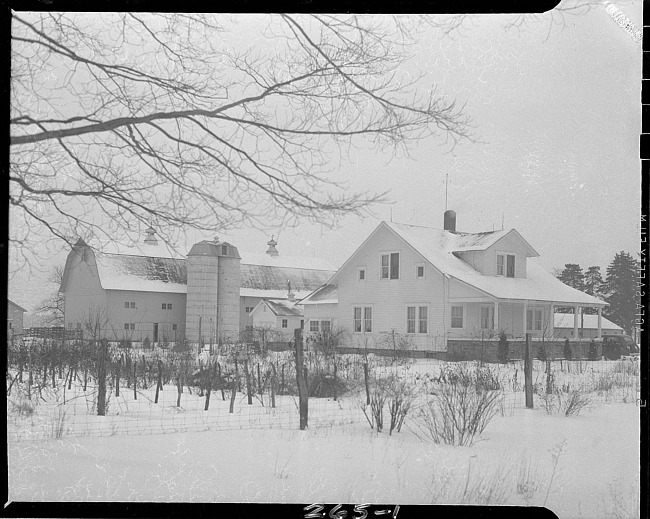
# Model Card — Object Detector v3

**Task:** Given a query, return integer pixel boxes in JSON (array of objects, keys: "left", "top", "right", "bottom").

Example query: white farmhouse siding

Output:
[{"left": 334, "top": 223, "right": 447, "bottom": 351}]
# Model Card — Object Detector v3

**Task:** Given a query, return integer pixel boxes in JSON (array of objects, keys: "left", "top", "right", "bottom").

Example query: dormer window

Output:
[
  {"left": 497, "top": 254, "right": 516, "bottom": 278},
  {"left": 381, "top": 253, "right": 399, "bottom": 279}
]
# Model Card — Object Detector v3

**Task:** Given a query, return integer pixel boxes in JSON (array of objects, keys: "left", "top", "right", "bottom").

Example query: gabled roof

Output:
[
  {"left": 452, "top": 228, "right": 539, "bottom": 257},
  {"left": 63, "top": 240, "right": 335, "bottom": 296},
  {"left": 554, "top": 313, "right": 622, "bottom": 330},
  {"left": 300, "top": 284, "right": 338, "bottom": 305},
  {"left": 384, "top": 221, "right": 606, "bottom": 306},
  {"left": 259, "top": 299, "right": 304, "bottom": 317},
  {"left": 7, "top": 299, "right": 28, "bottom": 313}
]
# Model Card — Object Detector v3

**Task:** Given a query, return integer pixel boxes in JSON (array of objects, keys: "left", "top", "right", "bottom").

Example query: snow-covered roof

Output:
[
  {"left": 384, "top": 222, "right": 607, "bottom": 307},
  {"left": 554, "top": 313, "right": 622, "bottom": 330},
  {"left": 239, "top": 252, "right": 336, "bottom": 271},
  {"left": 77, "top": 240, "right": 336, "bottom": 296},
  {"left": 94, "top": 253, "right": 187, "bottom": 293},
  {"left": 262, "top": 299, "right": 304, "bottom": 317},
  {"left": 300, "top": 284, "right": 339, "bottom": 305},
  {"left": 452, "top": 228, "right": 538, "bottom": 256},
  {"left": 240, "top": 289, "right": 313, "bottom": 300}
]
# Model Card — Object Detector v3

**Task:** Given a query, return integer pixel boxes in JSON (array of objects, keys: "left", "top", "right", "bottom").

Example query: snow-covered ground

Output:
[{"left": 7, "top": 357, "right": 640, "bottom": 518}]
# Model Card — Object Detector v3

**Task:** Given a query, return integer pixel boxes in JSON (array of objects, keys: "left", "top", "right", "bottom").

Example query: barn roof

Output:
[{"left": 74, "top": 241, "right": 335, "bottom": 295}]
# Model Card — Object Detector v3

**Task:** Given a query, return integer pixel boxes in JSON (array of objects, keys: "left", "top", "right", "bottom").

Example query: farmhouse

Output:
[
  {"left": 7, "top": 299, "right": 27, "bottom": 337},
  {"left": 301, "top": 211, "right": 608, "bottom": 354},
  {"left": 59, "top": 228, "right": 335, "bottom": 343}
]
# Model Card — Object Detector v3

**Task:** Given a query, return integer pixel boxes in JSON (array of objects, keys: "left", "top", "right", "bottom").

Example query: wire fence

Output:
[{"left": 6, "top": 336, "right": 640, "bottom": 442}]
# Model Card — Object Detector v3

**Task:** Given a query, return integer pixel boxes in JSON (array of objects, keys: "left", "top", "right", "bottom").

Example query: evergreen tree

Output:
[
  {"left": 557, "top": 263, "right": 585, "bottom": 291},
  {"left": 604, "top": 251, "right": 638, "bottom": 335},
  {"left": 583, "top": 266, "right": 605, "bottom": 315},
  {"left": 555, "top": 264, "right": 585, "bottom": 313}
]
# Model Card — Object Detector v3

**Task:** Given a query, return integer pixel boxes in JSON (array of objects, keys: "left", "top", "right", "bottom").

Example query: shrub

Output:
[
  {"left": 587, "top": 340, "right": 598, "bottom": 361},
  {"left": 497, "top": 333, "right": 509, "bottom": 364},
  {"left": 143, "top": 336, "right": 151, "bottom": 349},
  {"left": 307, "top": 372, "right": 347, "bottom": 398},
  {"left": 437, "top": 363, "right": 501, "bottom": 392},
  {"left": 384, "top": 375, "right": 417, "bottom": 435},
  {"left": 536, "top": 344, "right": 548, "bottom": 362},
  {"left": 563, "top": 339, "right": 572, "bottom": 361},
  {"left": 537, "top": 388, "right": 592, "bottom": 416},
  {"left": 415, "top": 383, "right": 503, "bottom": 446}
]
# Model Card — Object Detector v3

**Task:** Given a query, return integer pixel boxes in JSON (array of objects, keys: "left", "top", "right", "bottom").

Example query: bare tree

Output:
[
  {"left": 33, "top": 265, "right": 65, "bottom": 326},
  {"left": 10, "top": 13, "right": 472, "bottom": 265}
]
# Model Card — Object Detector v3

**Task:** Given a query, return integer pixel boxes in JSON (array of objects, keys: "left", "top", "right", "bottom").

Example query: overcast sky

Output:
[{"left": 9, "top": 5, "right": 642, "bottom": 312}]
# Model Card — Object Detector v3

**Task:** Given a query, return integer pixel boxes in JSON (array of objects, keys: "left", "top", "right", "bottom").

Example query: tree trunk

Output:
[
  {"left": 115, "top": 357, "right": 121, "bottom": 397},
  {"left": 295, "top": 329, "right": 308, "bottom": 430},
  {"left": 133, "top": 359, "right": 138, "bottom": 400},
  {"left": 363, "top": 362, "right": 371, "bottom": 405},
  {"left": 97, "top": 340, "right": 108, "bottom": 416},
  {"left": 244, "top": 359, "right": 253, "bottom": 405}
]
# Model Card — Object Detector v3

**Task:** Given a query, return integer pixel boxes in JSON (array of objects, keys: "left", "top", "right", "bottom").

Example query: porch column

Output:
[
  {"left": 549, "top": 304, "right": 555, "bottom": 337},
  {"left": 523, "top": 301, "right": 528, "bottom": 337},
  {"left": 494, "top": 301, "right": 499, "bottom": 332},
  {"left": 597, "top": 307, "right": 602, "bottom": 338},
  {"left": 573, "top": 305, "right": 580, "bottom": 338}
]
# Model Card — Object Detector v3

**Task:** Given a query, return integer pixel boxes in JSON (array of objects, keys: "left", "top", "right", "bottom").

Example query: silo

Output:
[
  {"left": 185, "top": 240, "right": 220, "bottom": 344},
  {"left": 216, "top": 241, "right": 241, "bottom": 343}
]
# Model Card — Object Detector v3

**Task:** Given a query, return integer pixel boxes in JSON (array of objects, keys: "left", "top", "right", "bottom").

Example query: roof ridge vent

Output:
[
  {"left": 266, "top": 235, "right": 279, "bottom": 257},
  {"left": 144, "top": 226, "right": 158, "bottom": 246}
]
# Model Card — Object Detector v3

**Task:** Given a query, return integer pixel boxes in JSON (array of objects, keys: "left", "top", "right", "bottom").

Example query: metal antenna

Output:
[{"left": 445, "top": 173, "right": 449, "bottom": 212}]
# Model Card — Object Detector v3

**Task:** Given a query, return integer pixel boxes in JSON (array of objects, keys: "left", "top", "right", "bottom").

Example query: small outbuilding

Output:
[{"left": 7, "top": 299, "right": 27, "bottom": 337}]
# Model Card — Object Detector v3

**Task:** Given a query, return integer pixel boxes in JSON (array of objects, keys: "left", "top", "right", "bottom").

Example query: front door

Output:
[{"left": 153, "top": 323, "right": 158, "bottom": 343}]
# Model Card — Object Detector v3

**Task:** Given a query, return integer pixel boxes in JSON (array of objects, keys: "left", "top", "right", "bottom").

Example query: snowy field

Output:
[{"left": 7, "top": 355, "right": 640, "bottom": 518}]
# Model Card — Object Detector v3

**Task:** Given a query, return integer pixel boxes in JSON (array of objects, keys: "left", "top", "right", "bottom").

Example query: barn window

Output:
[
  {"left": 130, "top": 302, "right": 136, "bottom": 308},
  {"left": 221, "top": 244, "right": 228, "bottom": 255},
  {"left": 125, "top": 302, "right": 130, "bottom": 309},
  {"left": 124, "top": 323, "right": 130, "bottom": 330}
]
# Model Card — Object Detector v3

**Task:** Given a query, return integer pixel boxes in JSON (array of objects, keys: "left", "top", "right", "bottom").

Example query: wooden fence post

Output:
[
  {"left": 295, "top": 328, "right": 308, "bottom": 430},
  {"left": 524, "top": 333, "right": 534, "bottom": 409}
]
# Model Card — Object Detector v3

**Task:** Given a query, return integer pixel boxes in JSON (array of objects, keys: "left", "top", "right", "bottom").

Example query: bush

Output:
[
  {"left": 415, "top": 383, "right": 503, "bottom": 446},
  {"left": 536, "top": 344, "right": 548, "bottom": 362},
  {"left": 497, "top": 333, "right": 509, "bottom": 364},
  {"left": 563, "top": 339, "right": 572, "bottom": 361},
  {"left": 437, "top": 363, "right": 501, "bottom": 392},
  {"left": 384, "top": 375, "right": 417, "bottom": 435},
  {"left": 588, "top": 340, "right": 598, "bottom": 361},
  {"left": 537, "top": 388, "right": 592, "bottom": 416},
  {"left": 307, "top": 372, "right": 347, "bottom": 398}
]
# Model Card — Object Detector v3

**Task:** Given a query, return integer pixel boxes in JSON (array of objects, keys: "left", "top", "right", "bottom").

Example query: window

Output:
[
  {"left": 76, "top": 323, "right": 82, "bottom": 330},
  {"left": 321, "top": 320, "right": 331, "bottom": 333},
  {"left": 310, "top": 320, "right": 319, "bottom": 332},
  {"left": 506, "top": 254, "right": 515, "bottom": 278},
  {"left": 221, "top": 244, "right": 228, "bottom": 255},
  {"left": 281, "top": 319, "right": 288, "bottom": 328},
  {"left": 67, "top": 322, "right": 73, "bottom": 330},
  {"left": 358, "top": 268, "right": 366, "bottom": 280},
  {"left": 300, "top": 320, "right": 304, "bottom": 329},
  {"left": 451, "top": 306, "right": 464, "bottom": 328},
  {"left": 353, "top": 306, "right": 373, "bottom": 333},
  {"left": 172, "top": 324, "right": 177, "bottom": 331},
  {"left": 407, "top": 306, "right": 416, "bottom": 334},
  {"left": 162, "top": 303, "right": 173, "bottom": 310},
  {"left": 125, "top": 323, "right": 130, "bottom": 330},
  {"left": 419, "top": 306, "right": 428, "bottom": 333},
  {"left": 416, "top": 264, "right": 425, "bottom": 278},
  {"left": 380, "top": 253, "right": 400, "bottom": 279},
  {"left": 496, "top": 255, "right": 505, "bottom": 276},
  {"left": 130, "top": 302, "right": 136, "bottom": 308},
  {"left": 407, "top": 306, "right": 427, "bottom": 333},
  {"left": 353, "top": 307, "right": 362, "bottom": 332},
  {"left": 245, "top": 307, "right": 254, "bottom": 313},
  {"left": 364, "top": 307, "right": 373, "bottom": 332},
  {"left": 526, "top": 308, "right": 543, "bottom": 331},
  {"left": 130, "top": 323, "right": 135, "bottom": 330},
  {"left": 481, "top": 306, "right": 494, "bottom": 330},
  {"left": 125, "top": 302, "right": 130, "bottom": 309}
]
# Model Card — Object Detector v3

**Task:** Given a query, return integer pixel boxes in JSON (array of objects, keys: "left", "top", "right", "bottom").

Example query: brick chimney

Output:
[{"left": 444, "top": 210, "right": 457, "bottom": 232}]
